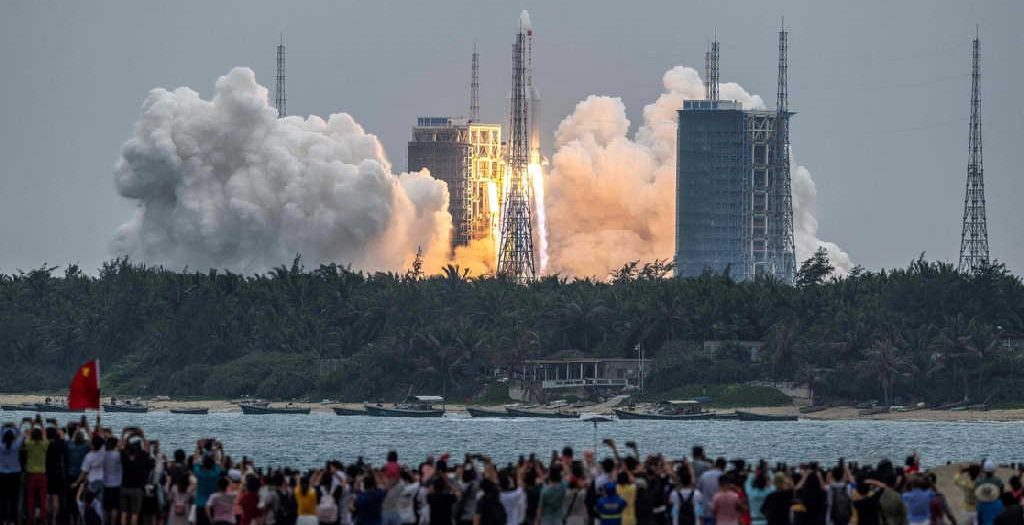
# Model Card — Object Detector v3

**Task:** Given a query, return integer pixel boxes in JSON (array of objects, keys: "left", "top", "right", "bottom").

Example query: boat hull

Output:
[
  {"left": 735, "top": 411, "right": 798, "bottom": 422},
  {"left": 103, "top": 405, "right": 149, "bottom": 413},
  {"left": 169, "top": 408, "right": 209, "bottom": 415},
  {"left": 2, "top": 404, "right": 83, "bottom": 413},
  {"left": 505, "top": 407, "right": 578, "bottom": 419},
  {"left": 364, "top": 405, "right": 444, "bottom": 418},
  {"left": 240, "top": 405, "right": 310, "bottom": 415},
  {"left": 466, "top": 407, "right": 514, "bottom": 418},
  {"left": 333, "top": 407, "right": 367, "bottom": 416},
  {"left": 613, "top": 409, "right": 716, "bottom": 420},
  {"left": 799, "top": 405, "right": 828, "bottom": 414}
]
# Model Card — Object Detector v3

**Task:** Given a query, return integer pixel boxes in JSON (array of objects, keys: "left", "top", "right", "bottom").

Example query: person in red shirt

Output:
[
  {"left": 238, "top": 475, "right": 262, "bottom": 525},
  {"left": 712, "top": 475, "right": 749, "bottom": 525}
]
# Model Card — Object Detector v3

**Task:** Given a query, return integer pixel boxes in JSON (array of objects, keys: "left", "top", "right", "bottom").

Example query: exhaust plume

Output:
[
  {"left": 545, "top": 66, "right": 851, "bottom": 278},
  {"left": 113, "top": 67, "right": 452, "bottom": 274}
]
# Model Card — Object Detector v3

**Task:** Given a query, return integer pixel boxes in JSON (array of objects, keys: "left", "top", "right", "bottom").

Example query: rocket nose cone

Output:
[{"left": 519, "top": 10, "right": 532, "bottom": 32}]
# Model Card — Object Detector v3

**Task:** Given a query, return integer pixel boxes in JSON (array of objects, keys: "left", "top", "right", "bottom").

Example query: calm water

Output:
[{"left": 56, "top": 411, "right": 1022, "bottom": 468}]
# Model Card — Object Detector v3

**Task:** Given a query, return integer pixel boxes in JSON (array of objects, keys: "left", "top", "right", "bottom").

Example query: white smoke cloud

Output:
[
  {"left": 545, "top": 65, "right": 850, "bottom": 278},
  {"left": 791, "top": 161, "right": 852, "bottom": 274},
  {"left": 113, "top": 67, "right": 452, "bottom": 273}
]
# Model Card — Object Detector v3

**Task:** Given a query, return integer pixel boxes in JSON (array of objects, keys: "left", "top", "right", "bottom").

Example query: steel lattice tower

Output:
[
  {"left": 275, "top": 35, "right": 287, "bottom": 117},
  {"left": 775, "top": 22, "right": 797, "bottom": 281},
  {"left": 704, "top": 39, "right": 720, "bottom": 101},
  {"left": 470, "top": 44, "right": 480, "bottom": 122},
  {"left": 959, "top": 30, "right": 989, "bottom": 272},
  {"left": 497, "top": 21, "right": 537, "bottom": 282}
]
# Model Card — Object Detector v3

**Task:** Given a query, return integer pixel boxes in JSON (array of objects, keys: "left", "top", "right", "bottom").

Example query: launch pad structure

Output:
[{"left": 497, "top": 13, "right": 538, "bottom": 282}]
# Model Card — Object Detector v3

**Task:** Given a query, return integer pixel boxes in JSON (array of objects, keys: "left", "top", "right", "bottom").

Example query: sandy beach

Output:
[{"left": 3, "top": 393, "right": 1023, "bottom": 421}]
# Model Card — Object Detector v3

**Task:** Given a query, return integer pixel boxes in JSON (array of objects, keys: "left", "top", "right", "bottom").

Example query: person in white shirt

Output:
[
  {"left": 497, "top": 464, "right": 527, "bottom": 525},
  {"left": 78, "top": 436, "right": 107, "bottom": 501}
]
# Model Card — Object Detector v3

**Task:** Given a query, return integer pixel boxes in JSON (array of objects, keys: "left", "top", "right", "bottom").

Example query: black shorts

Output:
[
  {"left": 47, "top": 474, "right": 66, "bottom": 495},
  {"left": 103, "top": 487, "right": 121, "bottom": 511}
]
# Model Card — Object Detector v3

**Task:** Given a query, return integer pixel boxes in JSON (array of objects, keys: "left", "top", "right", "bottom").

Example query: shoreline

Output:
[{"left": 2, "top": 394, "right": 1022, "bottom": 422}]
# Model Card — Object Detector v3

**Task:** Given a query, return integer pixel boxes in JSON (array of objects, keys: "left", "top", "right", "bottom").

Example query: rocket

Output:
[{"left": 520, "top": 10, "right": 542, "bottom": 166}]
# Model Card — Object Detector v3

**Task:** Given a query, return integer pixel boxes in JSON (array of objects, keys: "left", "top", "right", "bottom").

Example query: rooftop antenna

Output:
[
  {"left": 959, "top": 25, "right": 989, "bottom": 272},
  {"left": 275, "top": 34, "right": 287, "bottom": 117},
  {"left": 470, "top": 42, "right": 480, "bottom": 122},
  {"left": 706, "top": 31, "right": 720, "bottom": 102}
]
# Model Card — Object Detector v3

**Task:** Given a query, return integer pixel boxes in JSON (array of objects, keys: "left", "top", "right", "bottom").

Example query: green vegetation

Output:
[
  {"left": 639, "top": 385, "right": 792, "bottom": 408},
  {"left": 0, "top": 252, "right": 1022, "bottom": 406}
]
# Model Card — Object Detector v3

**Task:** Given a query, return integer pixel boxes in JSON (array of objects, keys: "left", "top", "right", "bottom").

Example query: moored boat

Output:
[
  {"left": 364, "top": 395, "right": 445, "bottom": 418},
  {"left": 364, "top": 404, "right": 445, "bottom": 417},
  {"left": 735, "top": 410, "right": 798, "bottom": 422},
  {"left": 466, "top": 407, "right": 514, "bottom": 418},
  {"left": 103, "top": 404, "right": 149, "bottom": 413},
  {"left": 169, "top": 408, "right": 209, "bottom": 415},
  {"left": 240, "top": 404, "right": 310, "bottom": 415},
  {"left": 858, "top": 406, "right": 890, "bottom": 416},
  {"left": 799, "top": 405, "right": 828, "bottom": 414},
  {"left": 1, "top": 403, "right": 37, "bottom": 411},
  {"left": 505, "top": 407, "right": 578, "bottom": 419},
  {"left": 612, "top": 408, "right": 717, "bottom": 420},
  {"left": 332, "top": 407, "right": 367, "bottom": 416}
]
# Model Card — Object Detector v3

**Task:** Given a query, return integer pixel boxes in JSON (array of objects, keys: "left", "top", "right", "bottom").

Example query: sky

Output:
[{"left": 1, "top": 0, "right": 1022, "bottom": 275}]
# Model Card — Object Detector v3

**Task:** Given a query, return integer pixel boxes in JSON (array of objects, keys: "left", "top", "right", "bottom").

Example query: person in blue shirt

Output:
[
  {"left": 597, "top": 483, "right": 628, "bottom": 525},
  {"left": 901, "top": 475, "right": 935, "bottom": 525},
  {"left": 0, "top": 424, "right": 25, "bottom": 525},
  {"left": 193, "top": 453, "right": 224, "bottom": 525}
]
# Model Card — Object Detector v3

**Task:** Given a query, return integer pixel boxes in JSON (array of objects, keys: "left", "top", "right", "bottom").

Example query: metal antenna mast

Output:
[
  {"left": 959, "top": 28, "right": 989, "bottom": 272},
  {"left": 497, "top": 20, "right": 537, "bottom": 282},
  {"left": 470, "top": 43, "right": 480, "bottom": 122},
  {"left": 705, "top": 34, "right": 720, "bottom": 102},
  {"left": 776, "top": 20, "right": 796, "bottom": 280},
  {"left": 275, "top": 34, "right": 287, "bottom": 117}
]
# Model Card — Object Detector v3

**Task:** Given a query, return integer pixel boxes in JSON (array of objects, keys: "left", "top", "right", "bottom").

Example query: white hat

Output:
[
  {"left": 982, "top": 459, "right": 996, "bottom": 472},
  {"left": 228, "top": 469, "right": 242, "bottom": 482}
]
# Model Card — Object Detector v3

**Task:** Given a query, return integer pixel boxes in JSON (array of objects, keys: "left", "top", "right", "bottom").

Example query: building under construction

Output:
[
  {"left": 675, "top": 30, "right": 796, "bottom": 282},
  {"left": 408, "top": 117, "right": 505, "bottom": 247}
]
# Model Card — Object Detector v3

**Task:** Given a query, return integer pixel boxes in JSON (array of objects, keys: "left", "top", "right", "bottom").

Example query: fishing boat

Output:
[
  {"left": 799, "top": 405, "right": 828, "bottom": 414},
  {"left": 610, "top": 407, "right": 716, "bottom": 419},
  {"left": 735, "top": 411, "right": 798, "bottom": 422},
  {"left": 34, "top": 404, "right": 82, "bottom": 413},
  {"left": 858, "top": 406, "right": 890, "bottom": 416},
  {"left": 364, "top": 395, "right": 445, "bottom": 418},
  {"left": 466, "top": 407, "right": 515, "bottom": 418},
  {"left": 505, "top": 407, "right": 578, "bottom": 419},
  {"left": 332, "top": 407, "right": 367, "bottom": 416},
  {"left": 613, "top": 400, "right": 716, "bottom": 420},
  {"left": 169, "top": 408, "right": 209, "bottom": 415},
  {"left": 713, "top": 412, "right": 739, "bottom": 420},
  {"left": 1, "top": 403, "right": 37, "bottom": 411},
  {"left": 103, "top": 403, "right": 149, "bottom": 413},
  {"left": 240, "top": 404, "right": 310, "bottom": 415}
]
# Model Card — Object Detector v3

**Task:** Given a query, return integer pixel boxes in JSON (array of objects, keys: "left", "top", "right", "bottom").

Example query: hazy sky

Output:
[{"left": 1, "top": 1, "right": 1022, "bottom": 274}]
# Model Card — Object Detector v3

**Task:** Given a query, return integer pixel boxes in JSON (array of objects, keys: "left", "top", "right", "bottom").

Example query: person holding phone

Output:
[{"left": 0, "top": 422, "right": 25, "bottom": 525}]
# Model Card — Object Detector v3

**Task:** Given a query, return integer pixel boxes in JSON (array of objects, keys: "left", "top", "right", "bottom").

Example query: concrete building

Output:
[
  {"left": 508, "top": 358, "right": 652, "bottom": 402},
  {"left": 675, "top": 99, "right": 796, "bottom": 282},
  {"left": 408, "top": 117, "right": 505, "bottom": 247}
]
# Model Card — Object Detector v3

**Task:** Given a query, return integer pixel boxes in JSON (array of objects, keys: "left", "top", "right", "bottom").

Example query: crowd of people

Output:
[{"left": 1, "top": 415, "right": 1021, "bottom": 525}]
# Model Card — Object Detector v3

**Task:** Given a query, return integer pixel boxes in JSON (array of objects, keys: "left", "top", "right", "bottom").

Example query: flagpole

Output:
[{"left": 96, "top": 359, "right": 101, "bottom": 430}]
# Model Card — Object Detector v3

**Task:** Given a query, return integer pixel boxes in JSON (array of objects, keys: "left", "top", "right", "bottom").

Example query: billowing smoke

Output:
[
  {"left": 545, "top": 66, "right": 851, "bottom": 278},
  {"left": 113, "top": 67, "right": 452, "bottom": 274}
]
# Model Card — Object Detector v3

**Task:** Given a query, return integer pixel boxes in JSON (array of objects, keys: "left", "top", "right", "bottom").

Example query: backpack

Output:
[
  {"left": 675, "top": 490, "right": 695, "bottom": 525},
  {"left": 317, "top": 487, "right": 339, "bottom": 523},
  {"left": 829, "top": 486, "right": 852, "bottom": 525},
  {"left": 172, "top": 489, "right": 190, "bottom": 516},
  {"left": 276, "top": 489, "right": 298, "bottom": 525}
]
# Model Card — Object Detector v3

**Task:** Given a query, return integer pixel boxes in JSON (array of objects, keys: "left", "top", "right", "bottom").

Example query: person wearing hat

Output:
[{"left": 974, "top": 461, "right": 1004, "bottom": 525}]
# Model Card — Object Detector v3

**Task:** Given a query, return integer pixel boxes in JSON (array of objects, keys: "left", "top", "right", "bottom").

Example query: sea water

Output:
[{"left": 51, "top": 411, "right": 1022, "bottom": 468}]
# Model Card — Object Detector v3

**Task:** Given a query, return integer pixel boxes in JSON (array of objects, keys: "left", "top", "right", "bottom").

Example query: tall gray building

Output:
[
  {"left": 408, "top": 117, "right": 504, "bottom": 249},
  {"left": 675, "top": 31, "right": 796, "bottom": 282}
]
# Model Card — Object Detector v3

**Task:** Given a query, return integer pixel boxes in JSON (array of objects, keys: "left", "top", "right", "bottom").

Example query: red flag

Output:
[{"left": 68, "top": 360, "right": 100, "bottom": 410}]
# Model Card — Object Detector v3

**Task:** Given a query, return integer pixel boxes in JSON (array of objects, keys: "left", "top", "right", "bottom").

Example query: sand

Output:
[{"left": 3, "top": 393, "right": 1023, "bottom": 421}]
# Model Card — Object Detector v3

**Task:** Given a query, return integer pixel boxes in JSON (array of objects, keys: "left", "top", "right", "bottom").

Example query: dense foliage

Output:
[{"left": 1, "top": 252, "right": 1022, "bottom": 406}]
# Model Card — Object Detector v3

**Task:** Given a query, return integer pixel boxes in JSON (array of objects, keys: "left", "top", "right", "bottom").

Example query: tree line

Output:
[{"left": 0, "top": 250, "right": 1021, "bottom": 406}]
